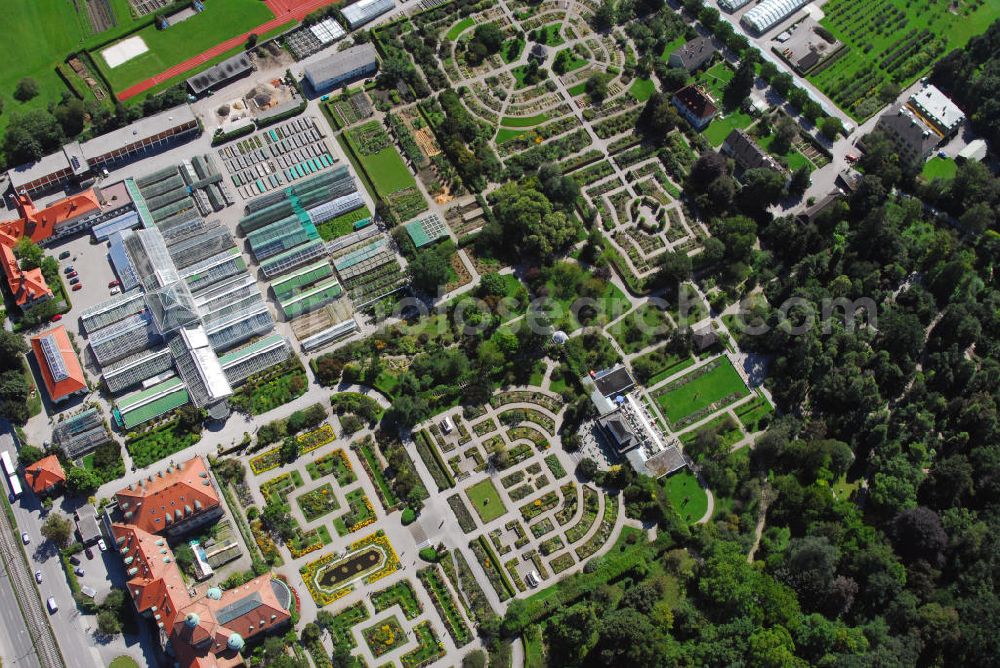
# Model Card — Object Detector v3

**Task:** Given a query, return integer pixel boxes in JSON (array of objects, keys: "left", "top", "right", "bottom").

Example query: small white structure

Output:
[
  {"left": 958, "top": 139, "right": 988, "bottom": 162},
  {"left": 552, "top": 330, "right": 569, "bottom": 345},
  {"left": 741, "top": 0, "right": 811, "bottom": 35},
  {"left": 441, "top": 416, "right": 455, "bottom": 434},
  {"left": 342, "top": 0, "right": 394, "bottom": 29}
]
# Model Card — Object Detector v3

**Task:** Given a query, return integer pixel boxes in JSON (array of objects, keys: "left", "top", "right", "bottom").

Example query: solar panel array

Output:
[{"left": 40, "top": 335, "right": 69, "bottom": 382}]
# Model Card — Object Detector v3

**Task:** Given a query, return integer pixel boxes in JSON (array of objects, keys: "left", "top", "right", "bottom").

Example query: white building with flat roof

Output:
[
  {"left": 741, "top": 0, "right": 811, "bottom": 35},
  {"left": 342, "top": 0, "right": 394, "bottom": 28},
  {"left": 907, "top": 84, "right": 965, "bottom": 137}
]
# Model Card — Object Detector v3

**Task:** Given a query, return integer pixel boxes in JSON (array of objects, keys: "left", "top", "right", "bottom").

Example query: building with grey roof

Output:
[
  {"left": 721, "top": 129, "right": 787, "bottom": 175},
  {"left": 304, "top": 43, "right": 379, "bottom": 92},
  {"left": 668, "top": 36, "right": 716, "bottom": 73},
  {"left": 187, "top": 53, "right": 253, "bottom": 96},
  {"left": 876, "top": 104, "right": 941, "bottom": 164},
  {"left": 907, "top": 84, "right": 965, "bottom": 137},
  {"left": 342, "top": 0, "right": 394, "bottom": 29}
]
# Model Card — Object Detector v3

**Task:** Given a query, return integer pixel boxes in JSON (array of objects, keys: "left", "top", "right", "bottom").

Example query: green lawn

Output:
[
  {"left": 555, "top": 48, "right": 588, "bottom": 73},
  {"left": 465, "top": 479, "right": 507, "bottom": 524},
  {"left": 629, "top": 78, "right": 656, "bottom": 102},
  {"left": 536, "top": 23, "right": 565, "bottom": 47},
  {"left": 696, "top": 61, "right": 735, "bottom": 101},
  {"left": 108, "top": 658, "right": 140, "bottom": 668},
  {"left": 2, "top": 0, "right": 106, "bottom": 136},
  {"left": 446, "top": 17, "right": 475, "bottom": 40},
  {"left": 545, "top": 274, "right": 627, "bottom": 333},
  {"left": 608, "top": 303, "right": 672, "bottom": 354},
  {"left": 502, "top": 38, "right": 525, "bottom": 64},
  {"left": 703, "top": 112, "right": 754, "bottom": 147},
  {"left": 345, "top": 131, "right": 417, "bottom": 197},
  {"left": 811, "top": 0, "right": 1000, "bottom": 119},
  {"left": 496, "top": 128, "right": 530, "bottom": 143},
  {"left": 656, "top": 357, "right": 750, "bottom": 425},
  {"left": 567, "top": 82, "right": 588, "bottom": 96},
  {"left": 757, "top": 133, "right": 816, "bottom": 173},
  {"left": 501, "top": 113, "right": 550, "bottom": 128},
  {"left": 663, "top": 469, "right": 708, "bottom": 524},
  {"left": 94, "top": 0, "right": 275, "bottom": 91},
  {"left": 660, "top": 35, "right": 687, "bottom": 63},
  {"left": 922, "top": 156, "right": 957, "bottom": 181}
]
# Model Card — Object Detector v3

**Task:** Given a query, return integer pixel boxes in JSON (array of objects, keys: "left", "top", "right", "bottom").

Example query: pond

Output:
[{"left": 316, "top": 547, "right": 383, "bottom": 589}]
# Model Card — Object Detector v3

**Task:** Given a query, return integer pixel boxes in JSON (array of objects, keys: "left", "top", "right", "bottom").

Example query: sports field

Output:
[
  {"left": 655, "top": 357, "right": 749, "bottom": 425},
  {"left": 810, "top": 0, "right": 1000, "bottom": 120},
  {"left": 94, "top": 0, "right": 274, "bottom": 91}
]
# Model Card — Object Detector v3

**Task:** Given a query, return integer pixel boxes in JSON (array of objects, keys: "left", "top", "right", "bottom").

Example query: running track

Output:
[{"left": 117, "top": 0, "right": 341, "bottom": 100}]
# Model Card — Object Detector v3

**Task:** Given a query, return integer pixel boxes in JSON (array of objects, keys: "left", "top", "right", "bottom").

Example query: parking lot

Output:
[{"left": 216, "top": 116, "right": 338, "bottom": 199}]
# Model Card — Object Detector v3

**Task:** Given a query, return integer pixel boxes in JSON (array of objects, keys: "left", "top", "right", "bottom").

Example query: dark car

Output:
[
  {"left": 84, "top": 546, "right": 94, "bottom": 560},
  {"left": 67, "top": 271, "right": 78, "bottom": 279},
  {"left": 68, "top": 555, "right": 81, "bottom": 566},
  {"left": 59, "top": 251, "right": 71, "bottom": 259},
  {"left": 69, "top": 278, "right": 80, "bottom": 286},
  {"left": 63, "top": 266, "right": 75, "bottom": 275}
]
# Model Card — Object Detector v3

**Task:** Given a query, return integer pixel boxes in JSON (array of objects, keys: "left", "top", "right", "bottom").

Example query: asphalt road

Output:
[{"left": 0, "top": 564, "right": 42, "bottom": 668}]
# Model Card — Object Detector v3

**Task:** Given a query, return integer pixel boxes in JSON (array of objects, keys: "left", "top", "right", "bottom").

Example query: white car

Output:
[
  {"left": 46, "top": 597, "right": 58, "bottom": 614},
  {"left": 34, "top": 571, "right": 42, "bottom": 584},
  {"left": 97, "top": 538, "right": 107, "bottom": 552},
  {"left": 21, "top": 532, "right": 30, "bottom": 545},
  {"left": 110, "top": 287, "right": 120, "bottom": 296}
]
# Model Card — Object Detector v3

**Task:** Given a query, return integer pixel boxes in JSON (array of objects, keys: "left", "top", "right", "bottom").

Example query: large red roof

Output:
[
  {"left": 24, "top": 455, "right": 65, "bottom": 494},
  {"left": 115, "top": 456, "right": 221, "bottom": 534},
  {"left": 29, "top": 326, "right": 86, "bottom": 402}
]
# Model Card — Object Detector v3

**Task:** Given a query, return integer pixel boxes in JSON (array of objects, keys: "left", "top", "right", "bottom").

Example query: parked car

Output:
[
  {"left": 21, "top": 532, "right": 29, "bottom": 545},
  {"left": 110, "top": 287, "right": 120, "bottom": 296},
  {"left": 50, "top": 314, "right": 62, "bottom": 322},
  {"left": 108, "top": 280, "right": 119, "bottom": 288},
  {"left": 73, "top": 566, "right": 85, "bottom": 577},
  {"left": 66, "top": 271, "right": 78, "bottom": 279},
  {"left": 84, "top": 546, "right": 93, "bottom": 560},
  {"left": 63, "top": 266, "right": 74, "bottom": 275},
  {"left": 34, "top": 571, "right": 42, "bottom": 584},
  {"left": 69, "top": 278, "right": 79, "bottom": 286},
  {"left": 68, "top": 555, "right": 81, "bottom": 566},
  {"left": 97, "top": 538, "right": 107, "bottom": 552},
  {"left": 72, "top": 284, "right": 82, "bottom": 291},
  {"left": 81, "top": 585, "right": 96, "bottom": 599},
  {"left": 59, "top": 251, "right": 71, "bottom": 260},
  {"left": 46, "top": 597, "right": 58, "bottom": 614}
]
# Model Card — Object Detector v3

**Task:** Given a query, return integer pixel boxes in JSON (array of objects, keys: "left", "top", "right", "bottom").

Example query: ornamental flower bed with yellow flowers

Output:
[
  {"left": 299, "top": 531, "right": 400, "bottom": 606},
  {"left": 362, "top": 615, "right": 408, "bottom": 657},
  {"left": 298, "top": 424, "right": 335, "bottom": 455},
  {"left": 250, "top": 447, "right": 283, "bottom": 475},
  {"left": 251, "top": 519, "right": 281, "bottom": 563}
]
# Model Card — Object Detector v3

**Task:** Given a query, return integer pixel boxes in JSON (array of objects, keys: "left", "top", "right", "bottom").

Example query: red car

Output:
[
  {"left": 72, "top": 284, "right": 82, "bottom": 291},
  {"left": 108, "top": 280, "right": 119, "bottom": 288},
  {"left": 50, "top": 314, "right": 62, "bottom": 322},
  {"left": 67, "top": 271, "right": 78, "bottom": 279}
]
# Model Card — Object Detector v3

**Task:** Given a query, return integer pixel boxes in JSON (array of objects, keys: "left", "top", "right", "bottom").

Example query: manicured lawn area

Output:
[
  {"left": 629, "top": 78, "right": 656, "bottom": 102},
  {"left": 757, "top": 133, "right": 816, "bottom": 173},
  {"left": 109, "top": 658, "right": 140, "bottom": 668},
  {"left": 126, "top": 420, "right": 201, "bottom": 469},
  {"left": 660, "top": 35, "right": 687, "bottom": 62},
  {"left": 501, "top": 38, "right": 525, "bottom": 63},
  {"left": 696, "top": 61, "right": 735, "bottom": 101},
  {"left": 496, "top": 128, "right": 531, "bottom": 144},
  {"left": 466, "top": 479, "right": 507, "bottom": 524},
  {"left": 446, "top": 17, "right": 475, "bottom": 40},
  {"left": 922, "top": 156, "right": 957, "bottom": 181},
  {"left": 662, "top": 469, "right": 708, "bottom": 524},
  {"left": 567, "top": 82, "right": 588, "bottom": 96},
  {"left": 811, "top": 0, "right": 1000, "bottom": 119},
  {"left": 703, "top": 112, "right": 754, "bottom": 147},
  {"left": 344, "top": 123, "right": 418, "bottom": 198},
  {"left": 554, "top": 48, "right": 588, "bottom": 73},
  {"left": 94, "top": 0, "right": 275, "bottom": 91},
  {"left": 501, "top": 113, "right": 550, "bottom": 127},
  {"left": 655, "top": 357, "right": 750, "bottom": 425},
  {"left": 315, "top": 206, "right": 371, "bottom": 241},
  {"left": 535, "top": 23, "right": 564, "bottom": 47}
]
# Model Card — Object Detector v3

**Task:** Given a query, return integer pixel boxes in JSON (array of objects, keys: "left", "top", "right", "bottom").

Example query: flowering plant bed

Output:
[
  {"left": 550, "top": 551, "right": 576, "bottom": 574},
  {"left": 417, "top": 565, "right": 472, "bottom": 647},
  {"left": 371, "top": 579, "right": 422, "bottom": 620},
  {"left": 288, "top": 528, "right": 326, "bottom": 558},
  {"left": 362, "top": 615, "right": 408, "bottom": 657},
  {"left": 401, "top": 621, "right": 445, "bottom": 668},
  {"left": 306, "top": 449, "right": 357, "bottom": 485},
  {"left": 296, "top": 483, "right": 340, "bottom": 522},
  {"left": 260, "top": 470, "right": 302, "bottom": 504},
  {"left": 250, "top": 447, "right": 283, "bottom": 475},
  {"left": 520, "top": 490, "right": 559, "bottom": 521},
  {"left": 555, "top": 482, "right": 579, "bottom": 525},
  {"left": 250, "top": 519, "right": 281, "bottom": 563},
  {"left": 298, "top": 424, "right": 336, "bottom": 455},
  {"left": 333, "top": 489, "right": 376, "bottom": 536}
]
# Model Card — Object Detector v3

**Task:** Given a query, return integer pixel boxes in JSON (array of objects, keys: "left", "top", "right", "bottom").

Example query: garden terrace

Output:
[
  {"left": 652, "top": 357, "right": 750, "bottom": 429},
  {"left": 371, "top": 579, "right": 422, "bottom": 619},
  {"left": 362, "top": 615, "right": 408, "bottom": 657},
  {"left": 333, "top": 489, "right": 376, "bottom": 536},
  {"left": 296, "top": 483, "right": 340, "bottom": 523},
  {"left": 418, "top": 565, "right": 473, "bottom": 647}
]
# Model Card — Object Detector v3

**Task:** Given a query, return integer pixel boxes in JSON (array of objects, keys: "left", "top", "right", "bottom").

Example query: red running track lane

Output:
[{"left": 117, "top": 0, "right": 342, "bottom": 100}]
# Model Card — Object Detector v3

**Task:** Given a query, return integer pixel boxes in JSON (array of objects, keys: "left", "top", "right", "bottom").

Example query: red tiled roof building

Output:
[
  {"left": 29, "top": 326, "right": 87, "bottom": 403},
  {"left": 24, "top": 454, "right": 65, "bottom": 495},
  {"left": 672, "top": 85, "right": 718, "bottom": 131}
]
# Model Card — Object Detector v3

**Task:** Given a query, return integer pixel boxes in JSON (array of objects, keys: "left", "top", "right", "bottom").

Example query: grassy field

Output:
[
  {"left": 703, "top": 112, "right": 754, "bottom": 147},
  {"left": 94, "top": 0, "right": 275, "bottom": 91},
  {"left": 2, "top": 0, "right": 104, "bottom": 135},
  {"left": 660, "top": 35, "right": 687, "bottom": 62},
  {"left": 656, "top": 357, "right": 749, "bottom": 425},
  {"left": 629, "top": 78, "right": 656, "bottom": 102},
  {"left": 536, "top": 23, "right": 565, "bottom": 47},
  {"left": 757, "top": 133, "right": 816, "bottom": 173},
  {"left": 316, "top": 206, "right": 372, "bottom": 241},
  {"left": 501, "top": 113, "right": 550, "bottom": 128},
  {"left": 446, "top": 17, "right": 476, "bottom": 40},
  {"left": 663, "top": 469, "right": 707, "bottom": 524},
  {"left": 921, "top": 156, "right": 957, "bottom": 181},
  {"left": 496, "top": 128, "right": 531, "bottom": 143},
  {"left": 810, "top": 0, "right": 1000, "bottom": 119},
  {"left": 466, "top": 479, "right": 507, "bottom": 524},
  {"left": 555, "top": 48, "right": 588, "bottom": 73},
  {"left": 696, "top": 61, "right": 734, "bottom": 102},
  {"left": 567, "top": 82, "right": 588, "bottom": 96},
  {"left": 345, "top": 129, "right": 417, "bottom": 197}
]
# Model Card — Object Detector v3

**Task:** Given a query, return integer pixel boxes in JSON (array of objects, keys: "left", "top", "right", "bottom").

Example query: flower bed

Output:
[
  {"left": 316, "top": 600, "right": 369, "bottom": 650},
  {"left": 401, "top": 621, "right": 445, "bottom": 668},
  {"left": 489, "top": 391, "right": 562, "bottom": 413},
  {"left": 296, "top": 483, "right": 340, "bottom": 522},
  {"left": 250, "top": 519, "right": 281, "bottom": 563},
  {"left": 575, "top": 491, "right": 619, "bottom": 560},
  {"left": 260, "top": 471, "right": 301, "bottom": 504},
  {"left": 447, "top": 494, "right": 477, "bottom": 533},
  {"left": 509, "top": 484, "right": 535, "bottom": 501},
  {"left": 469, "top": 536, "right": 515, "bottom": 601},
  {"left": 288, "top": 529, "right": 325, "bottom": 559},
  {"left": 306, "top": 449, "right": 356, "bottom": 486},
  {"left": 500, "top": 470, "right": 525, "bottom": 489},
  {"left": 544, "top": 454, "right": 566, "bottom": 479},
  {"left": 508, "top": 425, "right": 549, "bottom": 450},
  {"left": 372, "top": 579, "right": 422, "bottom": 620},
  {"left": 505, "top": 557, "right": 526, "bottom": 592},
  {"left": 530, "top": 517, "right": 555, "bottom": 538},
  {"left": 521, "top": 490, "right": 559, "bottom": 521},
  {"left": 555, "top": 483, "right": 579, "bottom": 525},
  {"left": 550, "top": 551, "right": 576, "bottom": 574},
  {"left": 298, "top": 424, "right": 335, "bottom": 455},
  {"left": 539, "top": 535, "right": 564, "bottom": 556},
  {"left": 565, "top": 485, "right": 600, "bottom": 544},
  {"left": 363, "top": 615, "right": 408, "bottom": 657},
  {"left": 418, "top": 565, "right": 472, "bottom": 647},
  {"left": 498, "top": 407, "right": 556, "bottom": 435},
  {"left": 250, "top": 446, "right": 283, "bottom": 475},
  {"left": 299, "top": 532, "right": 400, "bottom": 606},
  {"left": 334, "top": 489, "right": 376, "bottom": 536}
]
